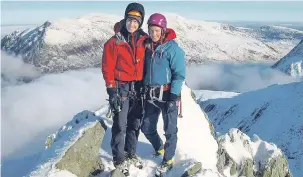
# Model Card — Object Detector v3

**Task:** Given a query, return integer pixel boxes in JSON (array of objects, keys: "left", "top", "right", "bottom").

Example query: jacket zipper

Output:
[
  {"left": 166, "top": 68, "right": 169, "bottom": 83},
  {"left": 150, "top": 45, "right": 162, "bottom": 85},
  {"left": 122, "top": 34, "right": 138, "bottom": 77},
  {"left": 150, "top": 55, "right": 154, "bottom": 84},
  {"left": 131, "top": 34, "right": 138, "bottom": 77}
]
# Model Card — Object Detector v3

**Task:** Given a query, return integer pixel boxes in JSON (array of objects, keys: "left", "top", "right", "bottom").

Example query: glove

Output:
[
  {"left": 166, "top": 93, "right": 179, "bottom": 113},
  {"left": 169, "top": 93, "right": 179, "bottom": 101},
  {"left": 107, "top": 88, "right": 122, "bottom": 113}
]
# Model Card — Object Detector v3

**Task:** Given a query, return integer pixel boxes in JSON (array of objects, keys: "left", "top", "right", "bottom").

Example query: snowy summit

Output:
[{"left": 1, "top": 13, "right": 301, "bottom": 73}]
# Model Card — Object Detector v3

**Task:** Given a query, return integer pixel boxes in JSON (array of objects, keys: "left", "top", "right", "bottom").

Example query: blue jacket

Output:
[{"left": 144, "top": 28, "right": 186, "bottom": 95}]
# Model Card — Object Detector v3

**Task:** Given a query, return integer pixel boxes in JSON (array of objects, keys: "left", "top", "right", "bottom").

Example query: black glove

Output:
[
  {"left": 107, "top": 88, "right": 122, "bottom": 113},
  {"left": 169, "top": 93, "right": 179, "bottom": 101},
  {"left": 166, "top": 93, "right": 179, "bottom": 113}
]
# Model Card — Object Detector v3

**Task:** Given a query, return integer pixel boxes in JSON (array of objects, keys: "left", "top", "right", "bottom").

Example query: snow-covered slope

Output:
[
  {"left": 242, "top": 25, "right": 303, "bottom": 41},
  {"left": 197, "top": 81, "right": 303, "bottom": 177},
  {"left": 1, "top": 13, "right": 299, "bottom": 73},
  {"left": 272, "top": 39, "right": 303, "bottom": 77},
  {"left": 13, "top": 85, "right": 291, "bottom": 177},
  {"left": 98, "top": 85, "right": 221, "bottom": 177},
  {"left": 1, "top": 14, "right": 121, "bottom": 73},
  {"left": 163, "top": 15, "right": 297, "bottom": 64},
  {"left": 193, "top": 89, "right": 240, "bottom": 102}
]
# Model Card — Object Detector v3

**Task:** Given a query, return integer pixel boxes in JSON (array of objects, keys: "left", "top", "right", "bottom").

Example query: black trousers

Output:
[{"left": 111, "top": 82, "right": 143, "bottom": 164}]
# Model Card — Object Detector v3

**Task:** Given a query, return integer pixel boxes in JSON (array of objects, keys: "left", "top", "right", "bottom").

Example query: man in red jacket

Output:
[{"left": 101, "top": 2, "right": 147, "bottom": 176}]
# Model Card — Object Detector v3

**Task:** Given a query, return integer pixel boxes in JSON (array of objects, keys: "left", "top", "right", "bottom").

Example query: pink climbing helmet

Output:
[{"left": 147, "top": 13, "right": 167, "bottom": 30}]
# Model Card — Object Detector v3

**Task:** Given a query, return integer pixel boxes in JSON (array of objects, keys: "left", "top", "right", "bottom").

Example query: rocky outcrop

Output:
[
  {"left": 28, "top": 110, "right": 107, "bottom": 177},
  {"left": 54, "top": 121, "right": 105, "bottom": 177},
  {"left": 216, "top": 129, "right": 292, "bottom": 177}
]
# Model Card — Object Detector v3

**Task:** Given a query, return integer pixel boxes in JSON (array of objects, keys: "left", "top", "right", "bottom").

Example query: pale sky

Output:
[{"left": 1, "top": 1, "right": 303, "bottom": 25}]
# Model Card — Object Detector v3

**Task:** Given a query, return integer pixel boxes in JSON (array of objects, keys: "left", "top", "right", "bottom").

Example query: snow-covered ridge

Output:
[
  {"left": 44, "top": 13, "right": 121, "bottom": 46},
  {"left": 1, "top": 21, "right": 50, "bottom": 56},
  {"left": 272, "top": 39, "right": 303, "bottom": 77},
  {"left": 1, "top": 13, "right": 300, "bottom": 73},
  {"left": 197, "top": 81, "right": 303, "bottom": 177},
  {"left": 19, "top": 85, "right": 292, "bottom": 177},
  {"left": 246, "top": 25, "right": 303, "bottom": 41}
]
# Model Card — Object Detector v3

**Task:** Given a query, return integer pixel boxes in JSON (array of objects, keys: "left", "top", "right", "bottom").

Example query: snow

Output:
[
  {"left": 272, "top": 40, "right": 303, "bottom": 77},
  {"left": 20, "top": 84, "right": 222, "bottom": 177},
  {"left": 4, "top": 13, "right": 298, "bottom": 69},
  {"left": 1, "top": 83, "right": 293, "bottom": 177},
  {"left": 48, "top": 170, "right": 78, "bottom": 177},
  {"left": 250, "top": 138, "right": 281, "bottom": 171},
  {"left": 198, "top": 81, "right": 303, "bottom": 176},
  {"left": 161, "top": 13, "right": 298, "bottom": 63},
  {"left": 2, "top": 18, "right": 299, "bottom": 176},
  {"left": 221, "top": 130, "right": 252, "bottom": 165},
  {"left": 176, "top": 85, "right": 219, "bottom": 170},
  {"left": 28, "top": 110, "right": 103, "bottom": 177},
  {"left": 219, "top": 128, "right": 282, "bottom": 172},
  {"left": 44, "top": 14, "right": 121, "bottom": 46},
  {"left": 269, "top": 25, "right": 303, "bottom": 33},
  {"left": 193, "top": 89, "right": 239, "bottom": 102},
  {"left": 1, "top": 25, "right": 36, "bottom": 38},
  {"left": 25, "top": 169, "right": 78, "bottom": 177},
  {"left": 97, "top": 84, "right": 221, "bottom": 177},
  {"left": 288, "top": 58, "right": 302, "bottom": 76}
]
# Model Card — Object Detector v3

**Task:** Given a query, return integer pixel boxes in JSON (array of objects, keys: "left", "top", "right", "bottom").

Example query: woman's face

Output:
[
  {"left": 126, "top": 18, "right": 139, "bottom": 33},
  {"left": 148, "top": 26, "right": 162, "bottom": 42}
]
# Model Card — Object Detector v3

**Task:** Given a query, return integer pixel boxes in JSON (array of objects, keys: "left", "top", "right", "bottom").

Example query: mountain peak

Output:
[
  {"left": 272, "top": 39, "right": 303, "bottom": 77},
  {"left": 1, "top": 13, "right": 301, "bottom": 73}
]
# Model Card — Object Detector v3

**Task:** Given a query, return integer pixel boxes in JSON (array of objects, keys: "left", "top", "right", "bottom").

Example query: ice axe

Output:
[
  {"left": 106, "top": 106, "right": 112, "bottom": 118},
  {"left": 93, "top": 103, "right": 113, "bottom": 119}
]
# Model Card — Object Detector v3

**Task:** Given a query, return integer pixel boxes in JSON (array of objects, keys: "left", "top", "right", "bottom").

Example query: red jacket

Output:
[{"left": 102, "top": 21, "right": 147, "bottom": 88}]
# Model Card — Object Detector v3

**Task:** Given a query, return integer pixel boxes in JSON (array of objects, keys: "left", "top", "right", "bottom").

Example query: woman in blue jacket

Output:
[{"left": 141, "top": 13, "right": 186, "bottom": 177}]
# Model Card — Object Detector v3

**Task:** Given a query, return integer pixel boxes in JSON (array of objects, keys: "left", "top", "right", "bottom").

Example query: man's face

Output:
[
  {"left": 126, "top": 18, "right": 139, "bottom": 33},
  {"left": 148, "top": 26, "right": 162, "bottom": 42}
]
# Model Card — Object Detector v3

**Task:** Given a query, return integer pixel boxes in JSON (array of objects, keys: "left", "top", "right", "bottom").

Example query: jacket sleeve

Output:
[
  {"left": 169, "top": 44, "right": 186, "bottom": 95},
  {"left": 101, "top": 39, "right": 117, "bottom": 88}
]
